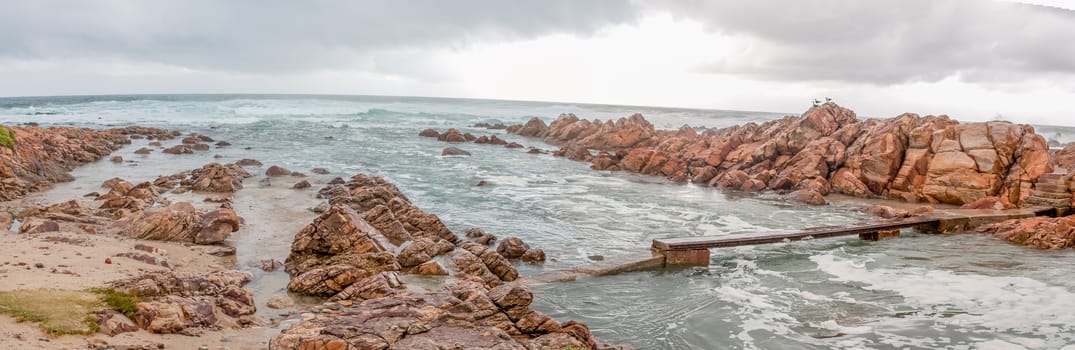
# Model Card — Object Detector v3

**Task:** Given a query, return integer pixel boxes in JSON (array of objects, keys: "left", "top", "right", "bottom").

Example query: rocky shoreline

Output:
[
  {"left": 2, "top": 104, "right": 1075, "bottom": 348},
  {"left": 0, "top": 124, "right": 618, "bottom": 349}
]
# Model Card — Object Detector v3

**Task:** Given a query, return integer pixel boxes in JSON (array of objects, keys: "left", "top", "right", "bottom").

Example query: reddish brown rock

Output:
[
  {"left": 0, "top": 125, "right": 174, "bottom": 201},
  {"left": 496, "top": 236, "right": 530, "bottom": 259},
  {"left": 195, "top": 209, "right": 241, "bottom": 245},
  {"left": 108, "top": 270, "right": 256, "bottom": 334},
  {"left": 134, "top": 147, "right": 152, "bottom": 154},
  {"left": 419, "top": 128, "right": 440, "bottom": 138},
  {"left": 413, "top": 261, "right": 448, "bottom": 275},
  {"left": 311, "top": 167, "right": 329, "bottom": 174},
  {"left": 235, "top": 158, "right": 263, "bottom": 166},
  {"left": 787, "top": 189, "right": 827, "bottom": 206},
  {"left": 18, "top": 217, "right": 60, "bottom": 234},
  {"left": 867, "top": 205, "right": 909, "bottom": 219},
  {"left": 514, "top": 117, "right": 549, "bottom": 137},
  {"left": 505, "top": 142, "right": 524, "bottom": 149},
  {"left": 977, "top": 216, "right": 1075, "bottom": 249},
  {"left": 266, "top": 165, "right": 292, "bottom": 176},
  {"left": 293, "top": 180, "right": 311, "bottom": 189},
  {"left": 190, "top": 162, "right": 250, "bottom": 193},
  {"left": 521, "top": 248, "right": 546, "bottom": 263},
  {"left": 162, "top": 145, "right": 193, "bottom": 155},
  {"left": 961, "top": 196, "right": 1015, "bottom": 210},
  {"left": 115, "top": 202, "right": 201, "bottom": 242},
  {"left": 438, "top": 128, "right": 467, "bottom": 143},
  {"left": 442, "top": 147, "right": 471, "bottom": 156}
]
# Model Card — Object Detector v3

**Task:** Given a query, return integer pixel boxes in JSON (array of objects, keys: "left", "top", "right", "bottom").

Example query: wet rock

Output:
[
  {"left": 514, "top": 117, "right": 549, "bottom": 137},
  {"left": 266, "top": 165, "right": 292, "bottom": 177},
  {"left": 466, "top": 228, "right": 497, "bottom": 245},
  {"left": 438, "top": 128, "right": 467, "bottom": 143},
  {"left": 134, "top": 147, "right": 153, "bottom": 154},
  {"left": 961, "top": 196, "right": 1014, "bottom": 210},
  {"left": 978, "top": 216, "right": 1075, "bottom": 249},
  {"left": 190, "top": 143, "right": 210, "bottom": 151},
  {"left": 442, "top": 147, "right": 471, "bottom": 156},
  {"left": 867, "top": 205, "right": 909, "bottom": 219},
  {"left": 0, "top": 126, "right": 178, "bottom": 201},
  {"left": 397, "top": 238, "right": 454, "bottom": 267},
  {"left": 266, "top": 295, "right": 295, "bottom": 309},
  {"left": 419, "top": 128, "right": 440, "bottom": 138},
  {"left": 235, "top": 159, "right": 263, "bottom": 167},
  {"left": 291, "top": 171, "right": 306, "bottom": 177},
  {"left": 260, "top": 259, "right": 284, "bottom": 272},
  {"left": 162, "top": 145, "right": 193, "bottom": 155},
  {"left": 216, "top": 141, "right": 231, "bottom": 147},
  {"left": 787, "top": 189, "right": 827, "bottom": 206},
  {"left": 311, "top": 167, "right": 329, "bottom": 175},
  {"left": 413, "top": 261, "right": 448, "bottom": 275},
  {"left": 504, "top": 142, "right": 524, "bottom": 149},
  {"left": 488, "top": 135, "right": 509, "bottom": 145},
  {"left": 328, "top": 177, "right": 345, "bottom": 185},
  {"left": 196, "top": 209, "right": 241, "bottom": 245},
  {"left": 189, "top": 162, "right": 250, "bottom": 193},
  {"left": 521, "top": 248, "right": 546, "bottom": 263},
  {"left": 111, "top": 156, "right": 123, "bottom": 163},
  {"left": 496, "top": 237, "right": 530, "bottom": 259},
  {"left": 293, "top": 180, "right": 311, "bottom": 189}
]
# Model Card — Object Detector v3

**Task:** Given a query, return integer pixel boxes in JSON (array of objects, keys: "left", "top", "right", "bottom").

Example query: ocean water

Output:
[{"left": 2, "top": 94, "right": 1075, "bottom": 350}]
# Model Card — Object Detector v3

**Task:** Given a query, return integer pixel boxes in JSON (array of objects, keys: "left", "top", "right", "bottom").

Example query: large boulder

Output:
[
  {"left": 284, "top": 205, "right": 404, "bottom": 300},
  {"left": 190, "top": 163, "right": 251, "bottom": 193}
]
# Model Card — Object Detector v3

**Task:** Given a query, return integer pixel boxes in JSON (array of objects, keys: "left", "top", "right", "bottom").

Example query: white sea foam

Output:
[{"left": 812, "top": 252, "right": 1075, "bottom": 347}]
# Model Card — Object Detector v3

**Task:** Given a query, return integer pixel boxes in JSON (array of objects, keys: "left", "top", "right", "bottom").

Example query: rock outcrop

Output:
[
  {"left": 977, "top": 216, "right": 1075, "bottom": 249},
  {"left": 0, "top": 125, "right": 177, "bottom": 201},
  {"left": 270, "top": 279, "right": 604, "bottom": 350},
  {"left": 113, "top": 202, "right": 241, "bottom": 245},
  {"left": 505, "top": 103, "right": 1053, "bottom": 207},
  {"left": 107, "top": 270, "right": 258, "bottom": 334}
]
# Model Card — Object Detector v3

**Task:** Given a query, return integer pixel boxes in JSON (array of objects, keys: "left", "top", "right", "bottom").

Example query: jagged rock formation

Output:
[
  {"left": 277, "top": 174, "right": 618, "bottom": 348},
  {"left": 107, "top": 270, "right": 258, "bottom": 334},
  {"left": 271, "top": 279, "right": 608, "bottom": 349},
  {"left": 0, "top": 125, "right": 178, "bottom": 200},
  {"left": 506, "top": 103, "right": 1053, "bottom": 207}
]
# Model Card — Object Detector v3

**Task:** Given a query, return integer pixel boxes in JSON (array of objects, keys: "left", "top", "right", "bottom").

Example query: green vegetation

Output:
[
  {"left": 0, "top": 125, "right": 15, "bottom": 153},
  {"left": 90, "top": 288, "right": 140, "bottom": 320},
  {"left": 0, "top": 289, "right": 103, "bottom": 335}
]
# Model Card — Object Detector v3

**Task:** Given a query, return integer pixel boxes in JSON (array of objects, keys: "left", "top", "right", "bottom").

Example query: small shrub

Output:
[
  {"left": 90, "top": 288, "right": 140, "bottom": 319},
  {"left": 0, "top": 125, "right": 15, "bottom": 153}
]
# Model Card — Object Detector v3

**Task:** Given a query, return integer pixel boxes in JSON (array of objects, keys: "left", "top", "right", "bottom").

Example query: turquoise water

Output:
[{"left": 2, "top": 95, "right": 1074, "bottom": 350}]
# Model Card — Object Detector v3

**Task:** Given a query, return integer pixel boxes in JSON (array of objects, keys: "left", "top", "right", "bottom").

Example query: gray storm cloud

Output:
[
  {"left": 0, "top": 0, "right": 638, "bottom": 73},
  {"left": 655, "top": 0, "right": 1075, "bottom": 84},
  {"left": 1, "top": 0, "right": 1073, "bottom": 86}
]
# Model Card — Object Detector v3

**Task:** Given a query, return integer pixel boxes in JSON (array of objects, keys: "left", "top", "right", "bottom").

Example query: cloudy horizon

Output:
[{"left": 2, "top": 0, "right": 1074, "bottom": 125}]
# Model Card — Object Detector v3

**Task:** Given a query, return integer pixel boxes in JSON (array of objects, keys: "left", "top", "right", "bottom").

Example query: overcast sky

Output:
[{"left": 1, "top": 0, "right": 1074, "bottom": 125}]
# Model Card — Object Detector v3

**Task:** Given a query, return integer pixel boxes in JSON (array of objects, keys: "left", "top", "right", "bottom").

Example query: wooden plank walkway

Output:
[
  {"left": 652, "top": 216, "right": 939, "bottom": 251},
  {"left": 653, "top": 207, "right": 1054, "bottom": 252}
]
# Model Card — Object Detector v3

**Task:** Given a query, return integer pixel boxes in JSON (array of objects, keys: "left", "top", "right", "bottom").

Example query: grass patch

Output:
[
  {"left": 89, "top": 288, "right": 140, "bottom": 319},
  {"left": 0, "top": 289, "right": 104, "bottom": 335}
]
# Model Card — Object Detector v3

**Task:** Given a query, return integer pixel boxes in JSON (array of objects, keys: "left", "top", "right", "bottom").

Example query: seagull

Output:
[
  {"left": 812, "top": 99, "right": 822, "bottom": 107},
  {"left": 825, "top": 97, "right": 832, "bottom": 103}
]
